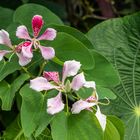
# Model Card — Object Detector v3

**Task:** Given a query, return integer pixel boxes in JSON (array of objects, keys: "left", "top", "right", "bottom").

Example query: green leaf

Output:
[
  {"left": 96, "top": 86, "right": 116, "bottom": 100},
  {"left": 35, "top": 103, "right": 54, "bottom": 137},
  {"left": 87, "top": 12, "right": 140, "bottom": 140},
  {"left": 51, "top": 111, "right": 103, "bottom": 140},
  {"left": 3, "top": 115, "right": 27, "bottom": 140},
  {"left": 0, "top": 55, "right": 21, "bottom": 82},
  {"left": 76, "top": 87, "right": 93, "bottom": 99},
  {"left": 85, "top": 50, "right": 119, "bottom": 86},
  {"left": 13, "top": 3, "right": 63, "bottom": 29},
  {"left": 6, "top": 22, "right": 21, "bottom": 44},
  {"left": 20, "top": 84, "right": 53, "bottom": 137},
  {"left": 48, "top": 32, "right": 94, "bottom": 70},
  {"left": 0, "top": 73, "right": 29, "bottom": 110},
  {"left": 107, "top": 116, "right": 125, "bottom": 140},
  {"left": 104, "top": 119, "right": 120, "bottom": 140},
  {"left": 49, "top": 24, "right": 94, "bottom": 49},
  {"left": 0, "top": 7, "right": 14, "bottom": 29},
  {"left": 44, "top": 60, "right": 62, "bottom": 74},
  {"left": 3, "top": 115, "right": 51, "bottom": 140},
  {"left": 35, "top": 128, "right": 52, "bottom": 140}
]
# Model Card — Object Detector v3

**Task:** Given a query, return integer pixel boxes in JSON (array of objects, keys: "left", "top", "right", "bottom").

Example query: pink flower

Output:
[
  {"left": 0, "top": 30, "right": 13, "bottom": 60},
  {"left": 0, "top": 29, "right": 33, "bottom": 66},
  {"left": 30, "top": 77, "right": 57, "bottom": 92},
  {"left": 16, "top": 15, "right": 56, "bottom": 60},
  {"left": 71, "top": 99, "right": 96, "bottom": 114},
  {"left": 71, "top": 92, "right": 98, "bottom": 114},
  {"left": 30, "top": 76, "right": 64, "bottom": 115},
  {"left": 71, "top": 90, "right": 106, "bottom": 131},
  {"left": 15, "top": 41, "right": 33, "bottom": 66},
  {"left": 30, "top": 60, "right": 96, "bottom": 115}
]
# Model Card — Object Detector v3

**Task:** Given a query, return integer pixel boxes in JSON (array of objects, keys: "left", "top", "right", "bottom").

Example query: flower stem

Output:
[
  {"left": 71, "top": 95, "right": 79, "bottom": 100},
  {"left": 22, "top": 67, "right": 34, "bottom": 78},
  {"left": 91, "top": 106, "right": 97, "bottom": 112},
  {"left": 65, "top": 94, "right": 69, "bottom": 115},
  {"left": 38, "top": 61, "right": 47, "bottom": 76},
  {"left": 8, "top": 53, "right": 15, "bottom": 62}
]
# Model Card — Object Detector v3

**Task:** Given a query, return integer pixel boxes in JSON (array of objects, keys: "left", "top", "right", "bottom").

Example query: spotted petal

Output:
[
  {"left": 0, "top": 50, "right": 11, "bottom": 61},
  {"left": 95, "top": 106, "right": 106, "bottom": 131},
  {"left": 71, "top": 99, "right": 96, "bottom": 114},
  {"left": 16, "top": 25, "right": 31, "bottom": 40},
  {"left": 71, "top": 72, "right": 86, "bottom": 91},
  {"left": 0, "top": 29, "right": 12, "bottom": 48},
  {"left": 32, "top": 15, "right": 44, "bottom": 37},
  {"left": 38, "top": 28, "right": 57, "bottom": 41},
  {"left": 43, "top": 71, "right": 60, "bottom": 83},
  {"left": 39, "top": 46, "right": 55, "bottom": 60},
  {"left": 30, "top": 77, "right": 56, "bottom": 92},
  {"left": 62, "top": 60, "right": 81, "bottom": 83}
]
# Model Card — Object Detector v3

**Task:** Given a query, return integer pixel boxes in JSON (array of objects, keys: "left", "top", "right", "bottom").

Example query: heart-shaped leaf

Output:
[
  {"left": 48, "top": 32, "right": 94, "bottom": 70},
  {"left": 13, "top": 3, "right": 63, "bottom": 29},
  {"left": 51, "top": 111, "right": 103, "bottom": 140},
  {"left": 20, "top": 84, "right": 53, "bottom": 137},
  {"left": 0, "top": 7, "right": 14, "bottom": 29},
  {"left": 48, "top": 24, "right": 93, "bottom": 49}
]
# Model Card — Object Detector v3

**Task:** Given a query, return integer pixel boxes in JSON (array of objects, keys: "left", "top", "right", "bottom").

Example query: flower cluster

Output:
[
  {"left": 0, "top": 15, "right": 107, "bottom": 131},
  {"left": 30, "top": 60, "right": 106, "bottom": 131},
  {"left": 0, "top": 15, "right": 56, "bottom": 66}
]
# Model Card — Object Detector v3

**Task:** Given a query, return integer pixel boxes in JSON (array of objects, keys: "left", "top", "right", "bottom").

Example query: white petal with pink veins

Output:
[
  {"left": 0, "top": 30, "right": 12, "bottom": 47},
  {"left": 30, "top": 77, "right": 56, "bottom": 92},
  {"left": 38, "top": 28, "right": 57, "bottom": 41},
  {"left": 95, "top": 106, "right": 106, "bottom": 131},
  {"left": 16, "top": 25, "right": 31, "bottom": 40},
  {"left": 0, "top": 50, "right": 11, "bottom": 61},
  {"left": 32, "top": 15, "right": 44, "bottom": 37},
  {"left": 62, "top": 60, "right": 81, "bottom": 83},
  {"left": 39, "top": 46, "right": 55, "bottom": 60},
  {"left": 71, "top": 72, "right": 86, "bottom": 91},
  {"left": 16, "top": 53, "right": 31, "bottom": 66},
  {"left": 47, "top": 92, "right": 64, "bottom": 115},
  {"left": 71, "top": 99, "right": 96, "bottom": 114}
]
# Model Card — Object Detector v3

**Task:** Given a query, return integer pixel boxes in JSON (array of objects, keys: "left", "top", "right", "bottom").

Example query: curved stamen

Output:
[
  {"left": 32, "top": 38, "right": 40, "bottom": 49},
  {"left": 98, "top": 97, "right": 110, "bottom": 106}
]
